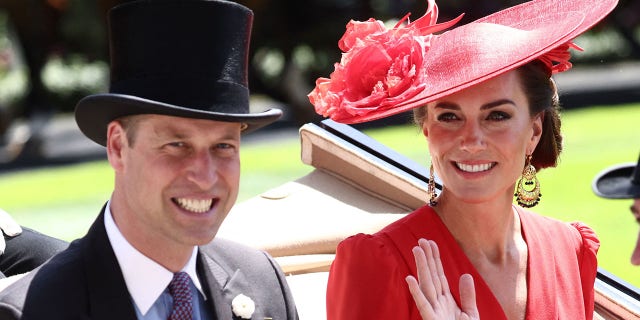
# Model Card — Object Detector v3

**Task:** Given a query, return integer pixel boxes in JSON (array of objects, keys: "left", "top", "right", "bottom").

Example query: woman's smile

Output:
[{"left": 454, "top": 161, "right": 497, "bottom": 173}]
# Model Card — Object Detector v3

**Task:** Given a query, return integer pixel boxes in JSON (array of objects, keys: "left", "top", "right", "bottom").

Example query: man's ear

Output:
[{"left": 106, "top": 121, "right": 127, "bottom": 171}]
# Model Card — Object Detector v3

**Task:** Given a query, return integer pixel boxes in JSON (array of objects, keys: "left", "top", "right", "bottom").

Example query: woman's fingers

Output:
[
  {"left": 406, "top": 275, "right": 435, "bottom": 319},
  {"left": 409, "top": 239, "right": 480, "bottom": 320},
  {"left": 419, "top": 238, "right": 443, "bottom": 296},
  {"left": 413, "top": 242, "right": 438, "bottom": 302},
  {"left": 429, "top": 240, "right": 450, "bottom": 296},
  {"left": 459, "top": 274, "right": 480, "bottom": 320}
]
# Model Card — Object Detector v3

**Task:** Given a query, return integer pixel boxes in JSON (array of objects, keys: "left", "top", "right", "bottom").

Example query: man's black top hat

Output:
[
  {"left": 75, "top": 0, "right": 282, "bottom": 146},
  {"left": 592, "top": 151, "right": 640, "bottom": 199}
]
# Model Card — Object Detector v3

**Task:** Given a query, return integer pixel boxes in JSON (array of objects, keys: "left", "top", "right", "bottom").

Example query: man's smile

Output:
[{"left": 173, "top": 198, "right": 215, "bottom": 213}]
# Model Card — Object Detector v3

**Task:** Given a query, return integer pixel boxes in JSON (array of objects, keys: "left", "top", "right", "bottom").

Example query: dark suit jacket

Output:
[{"left": 0, "top": 209, "right": 298, "bottom": 319}]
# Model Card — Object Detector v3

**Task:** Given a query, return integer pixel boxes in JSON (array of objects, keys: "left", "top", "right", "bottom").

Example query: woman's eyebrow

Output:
[
  {"left": 433, "top": 99, "right": 515, "bottom": 110},
  {"left": 481, "top": 99, "right": 516, "bottom": 110},
  {"left": 433, "top": 102, "right": 459, "bottom": 110}
]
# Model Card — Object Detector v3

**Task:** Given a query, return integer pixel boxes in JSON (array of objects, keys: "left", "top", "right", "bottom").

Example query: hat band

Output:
[{"left": 110, "top": 77, "right": 250, "bottom": 114}]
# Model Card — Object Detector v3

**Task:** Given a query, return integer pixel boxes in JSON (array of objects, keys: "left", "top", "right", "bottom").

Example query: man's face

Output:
[
  {"left": 631, "top": 198, "right": 640, "bottom": 265},
  {"left": 107, "top": 114, "right": 242, "bottom": 250}
]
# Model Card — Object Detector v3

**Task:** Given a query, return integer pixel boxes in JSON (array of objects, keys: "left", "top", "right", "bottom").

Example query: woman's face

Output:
[{"left": 422, "top": 70, "right": 543, "bottom": 204}]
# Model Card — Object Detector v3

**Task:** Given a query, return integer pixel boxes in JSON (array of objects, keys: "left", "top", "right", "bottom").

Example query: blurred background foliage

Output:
[
  {"left": 0, "top": 0, "right": 639, "bottom": 287},
  {"left": 0, "top": 0, "right": 638, "bottom": 144}
]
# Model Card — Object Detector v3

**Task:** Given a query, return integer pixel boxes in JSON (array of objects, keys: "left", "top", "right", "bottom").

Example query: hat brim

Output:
[
  {"left": 75, "top": 94, "right": 282, "bottom": 146},
  {"left": 592, "top": 163, "right": 640, "bottom": 199},
  {"left": 335, "top": 0, "right": 617, "bottom": 124}
]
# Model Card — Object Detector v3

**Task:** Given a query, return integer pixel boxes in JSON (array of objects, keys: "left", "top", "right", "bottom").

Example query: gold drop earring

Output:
[
  {"left": 514, "top": 155, "right": 541, "bottom": 208},
  {"left": 428, "top": 163, "right": 438, "bottom": 206}
]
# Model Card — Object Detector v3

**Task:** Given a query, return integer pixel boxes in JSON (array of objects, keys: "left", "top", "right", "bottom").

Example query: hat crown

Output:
[
  {"left": 108, "top": 0, "right": 252, "bottom": 112},
  {"left": 74, "top": 0, "right": 282, "bottom": 147}
]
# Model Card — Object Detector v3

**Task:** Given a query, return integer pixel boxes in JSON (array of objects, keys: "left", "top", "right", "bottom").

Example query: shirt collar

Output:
[{"left": 104, "top": 200, "right": 206, "bottom": 315}]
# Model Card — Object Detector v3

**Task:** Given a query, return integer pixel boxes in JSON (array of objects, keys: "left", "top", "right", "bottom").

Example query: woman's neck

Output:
[{"left": 433, "top": 189, "right": 522, "bottom": 265}]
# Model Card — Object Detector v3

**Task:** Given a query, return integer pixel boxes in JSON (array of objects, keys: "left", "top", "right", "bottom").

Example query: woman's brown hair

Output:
[{"left": 517, "top": 60, "right": 563, "bottom": 170}]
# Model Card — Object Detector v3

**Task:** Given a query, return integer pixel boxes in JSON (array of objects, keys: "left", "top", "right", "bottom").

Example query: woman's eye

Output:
[
  {"left": 487, "top": 111, "right": 511, "bottom": 121},
  {"left": 168, "top": 141, "right": 186, "bottom": 148},
  {"left": 437, "top": 112, "right": 459, "bottom": 122}
]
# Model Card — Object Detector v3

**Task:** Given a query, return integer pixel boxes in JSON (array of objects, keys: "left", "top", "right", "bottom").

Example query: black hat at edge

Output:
[{"left": 592, "top": 151, "right": 640, "bottom": 199}]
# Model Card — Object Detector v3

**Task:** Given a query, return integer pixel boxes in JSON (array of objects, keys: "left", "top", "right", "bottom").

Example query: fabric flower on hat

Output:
[
  {"left": 232, "top": 293, "right": 255, "bottom": 319},
  {"left": 538, "top": 42, "right": 582, "bottom": 75},
  {"left": 308, "top": 0, "right": 461, "bottom": 122}
]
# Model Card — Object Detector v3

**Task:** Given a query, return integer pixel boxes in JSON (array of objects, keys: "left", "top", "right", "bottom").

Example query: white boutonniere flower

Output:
[{"left": 232, "top": 293, "right": 255, "bottom": 319}]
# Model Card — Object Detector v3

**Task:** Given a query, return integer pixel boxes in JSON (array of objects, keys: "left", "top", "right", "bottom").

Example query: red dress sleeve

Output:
[
  {"left": 326, "top": 233, "right": 418, "bottom": 320},
  {"left": 570, "top": 221, "right": 600, "bottom": 320}
]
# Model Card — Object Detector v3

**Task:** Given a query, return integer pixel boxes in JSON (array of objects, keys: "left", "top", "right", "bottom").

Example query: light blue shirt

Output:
[
  {"left": 104, "top": 201, "right": 213, "bottom": 319},
  {"left": 133, "top": 277, "right": 212, "bottom": 320}
]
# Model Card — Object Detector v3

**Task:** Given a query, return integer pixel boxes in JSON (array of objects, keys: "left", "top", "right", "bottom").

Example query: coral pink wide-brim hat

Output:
[{"left": 308, "top": 0, "right": 618, "bottom": 124}]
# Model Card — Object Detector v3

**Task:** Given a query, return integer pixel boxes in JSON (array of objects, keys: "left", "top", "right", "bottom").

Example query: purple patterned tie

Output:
[{"left": 168, "top": 272, "right": 193, "bottom": 320}]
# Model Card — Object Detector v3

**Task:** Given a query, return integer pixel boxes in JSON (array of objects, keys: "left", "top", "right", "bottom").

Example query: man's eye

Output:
[{"left": 216, "top": 143, "right": 239, "bottom": 152}]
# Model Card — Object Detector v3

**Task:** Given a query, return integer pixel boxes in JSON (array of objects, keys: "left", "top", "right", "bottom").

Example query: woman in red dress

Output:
[{"left": 307, "top": 0, "right": 617, "bottom": 319}]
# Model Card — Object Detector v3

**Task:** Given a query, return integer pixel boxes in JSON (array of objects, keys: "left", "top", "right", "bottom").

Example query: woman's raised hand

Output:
[{"left": 406, "top": 239, "right": 480, "bottom": 320}]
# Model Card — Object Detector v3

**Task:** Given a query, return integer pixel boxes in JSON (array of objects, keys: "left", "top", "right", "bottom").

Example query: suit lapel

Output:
[
  {"left": 198, "top": 251, "right": 259, "bottom": 320},
  {"left": 198, "top": 252, "right": 232, "bottom": 319},
  {"left": 83, "top": 208, "right": 138, "bottom": 320},
  {"left": 75, "top": 208, "right": 269, "bottom": 319}
]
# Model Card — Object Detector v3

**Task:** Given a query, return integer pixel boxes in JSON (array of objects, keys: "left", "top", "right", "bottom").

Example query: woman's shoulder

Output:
[
  {"left": 339, "top": 206, "right": 435, "bottom": 247},
  {"left": 518, "top": 207, "right": 600, "bottom": 253},
  {"left": 335, "top": 206, "right": 439, "bottom": 268},
  {"left": 328, "top": 211, "right": 425, "bottom": 319},
  {"left": 519, "top": 206, "right": 581, "bottom": 231},
  {"left": 568, "top": 221, "right": 600, "bottom": 256},
  {"left": 377, "top": 205, "right": 437, "bottom": 234},
  {"left": 336, "top": 231, "right": 393, "bottom": 256}
]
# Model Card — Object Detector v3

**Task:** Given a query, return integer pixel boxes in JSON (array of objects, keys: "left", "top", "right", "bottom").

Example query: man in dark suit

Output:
[
  {"left": 592, "top": 151, "right": 640, "bottom": 266},
  {"left": 0, "top": 210, "right": 67, "bottom": 280},
  {"left": 0, "top": 0, "right": 298, "bottom": 318}
]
